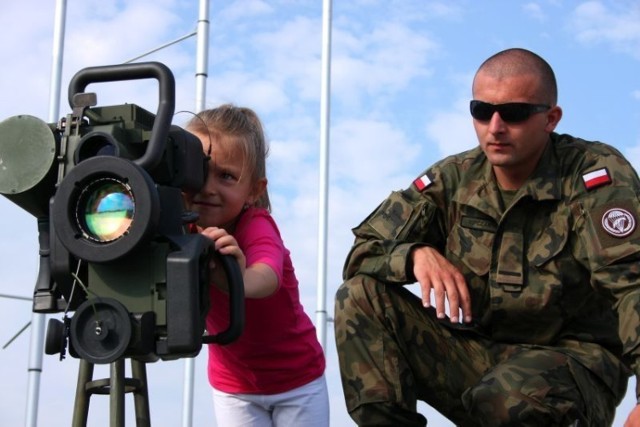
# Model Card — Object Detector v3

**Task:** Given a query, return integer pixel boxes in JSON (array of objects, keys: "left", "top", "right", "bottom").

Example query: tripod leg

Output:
[
  {"left": 70, "top": 358, "right": 152, "bottom": 427},
  {"left": 131, "top": 360, "right": 151, "bottom": 427},
  {"left": 72, "top": 359, "right": 94, "bottom": 427},
  {"left": 110, "top": 359, "right": 125, "bottom": 427}
]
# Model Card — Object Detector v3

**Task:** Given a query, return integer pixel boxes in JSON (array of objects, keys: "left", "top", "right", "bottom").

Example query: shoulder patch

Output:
[
  {"left": 413, "top": 173, "right": 432, "bottom": 191},
  {"left": 601, "top": 208, "right": 636, "bottom": 238},
  {"left": 582, "top": 168, "right": 611, "bottom": 191}
]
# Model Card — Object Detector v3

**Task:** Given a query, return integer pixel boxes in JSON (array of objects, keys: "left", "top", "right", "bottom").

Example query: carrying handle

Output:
[
  {"left": 203, "top": 254, "right": 245, "bottom": 345},
  {"left": 68, "top": 61, "right": 175, "bottom": 171}
]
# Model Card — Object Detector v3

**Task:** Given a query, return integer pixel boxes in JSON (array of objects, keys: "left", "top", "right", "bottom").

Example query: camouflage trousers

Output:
[{"left": 334, "top": 275, "right": 620, "bottom": 427}]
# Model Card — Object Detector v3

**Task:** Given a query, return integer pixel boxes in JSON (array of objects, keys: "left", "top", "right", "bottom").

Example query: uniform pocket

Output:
[
  {"left": 446, "top": 221, "right": 493, "bottom": 277},
  {"left": 360, "top": 190, "right": 430, "bottom": 241},
  {"left": 527, "top": 208, "right": 570, "bottom": 267}
]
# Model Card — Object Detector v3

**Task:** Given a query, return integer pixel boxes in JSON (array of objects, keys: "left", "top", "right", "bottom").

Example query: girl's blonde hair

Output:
[{"left": 186, "top": 104, "right": 271, "bottom": 211}]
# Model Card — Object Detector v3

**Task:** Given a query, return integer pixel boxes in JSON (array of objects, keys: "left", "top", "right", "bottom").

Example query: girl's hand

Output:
[
  {"left": 199, "top": 226, "right": 278, "bottom": 299},
  {"left": 200, "top": 227, "right": 247, "bottom": 290},
  {"left": 201, "top": 227, "right": 246, "bottom": 271}
]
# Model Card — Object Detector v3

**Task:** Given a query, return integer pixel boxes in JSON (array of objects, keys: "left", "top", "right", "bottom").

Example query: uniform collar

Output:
[
  {"left": 516, "top": 134, "right": 563, "bottom": 202},
  {"left": 454, "top": 134, "right": 562, "bottom": 220}
]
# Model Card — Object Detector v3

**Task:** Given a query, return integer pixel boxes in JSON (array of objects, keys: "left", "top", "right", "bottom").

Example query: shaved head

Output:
[{"left": 474, "top": 48, "right": 557, "bottom": 105}]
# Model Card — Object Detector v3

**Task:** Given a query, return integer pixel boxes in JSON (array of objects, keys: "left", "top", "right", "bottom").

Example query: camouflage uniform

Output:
[{"left": 335, "top": 133, "right": 640, "bottom": 426}]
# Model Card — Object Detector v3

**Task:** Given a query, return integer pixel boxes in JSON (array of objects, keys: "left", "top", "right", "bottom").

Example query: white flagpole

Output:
[
  {"left": 182, "top": 1, "right": 209, "bottom": 426},
  {"left": 316, "top": 0, "right": 333, "bottom": 350},
  {"left": 25, "top": 1, "right": 67, "bottom": 426}
]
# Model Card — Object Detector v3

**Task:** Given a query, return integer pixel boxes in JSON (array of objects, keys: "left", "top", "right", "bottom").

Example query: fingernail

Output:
[
  {"left": 451, "top": 316, "right": 458, "bottom": 323},
  {"left": 465, "top": 315, "right": 472, "bottom": 323},
  {"left": 437, "top": 312, "right": 445, "bottom": 319}
]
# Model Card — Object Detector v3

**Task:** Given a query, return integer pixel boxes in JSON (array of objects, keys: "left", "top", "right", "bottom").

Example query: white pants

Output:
[{"left": 212, "top": 375, "right": 329, "bottom": 427}]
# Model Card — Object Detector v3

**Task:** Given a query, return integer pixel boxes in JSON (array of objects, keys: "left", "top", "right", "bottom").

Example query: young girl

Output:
[{"left": 184, "top": 104, "right": 329, "bottom": 426}]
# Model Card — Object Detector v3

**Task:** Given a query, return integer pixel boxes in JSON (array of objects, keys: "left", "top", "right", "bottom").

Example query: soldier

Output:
[{"left": 334, "top": 47, "right": 640, "bottom": 426}]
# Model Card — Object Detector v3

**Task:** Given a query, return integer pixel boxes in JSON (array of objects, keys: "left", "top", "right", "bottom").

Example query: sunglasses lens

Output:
[
  {"left": 470, "top": 101, "right": 548, "bottom": 123},
  {"left": 498, "top": 104, "right": 530, "bottom": 122},
  {"left": 470, "top": 101, "right": 495, "bottom": 121}
]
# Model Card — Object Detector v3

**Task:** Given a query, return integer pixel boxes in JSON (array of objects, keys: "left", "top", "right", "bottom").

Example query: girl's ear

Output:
[{"left": 248, "top": 177, "right": 267, "bottom": 205}]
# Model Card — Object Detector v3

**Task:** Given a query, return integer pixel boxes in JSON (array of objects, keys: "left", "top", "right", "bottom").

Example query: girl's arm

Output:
[
  {"left": 241, "top": 262, "right": 278, "bottom": 298},
  {"left": 201, "top": 226, "right": 278, "bottom": 298}
]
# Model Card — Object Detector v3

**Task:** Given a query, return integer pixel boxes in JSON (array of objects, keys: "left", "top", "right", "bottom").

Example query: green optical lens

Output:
[{"left": 77, "top": 178, "right": 135, "bottom": 243}]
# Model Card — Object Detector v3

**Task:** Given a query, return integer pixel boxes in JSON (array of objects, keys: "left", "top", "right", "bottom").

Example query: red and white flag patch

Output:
[
  {"left": 582, "top": 168, "right": 611, "bottom": 190},
  {"left": 413, "top": 174, "right": 432, "bottom": 191}
]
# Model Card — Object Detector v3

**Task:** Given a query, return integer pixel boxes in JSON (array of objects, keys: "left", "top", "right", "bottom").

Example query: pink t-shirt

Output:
[{"left": 206, "top": 207, "right": 326, "bottom": 394}]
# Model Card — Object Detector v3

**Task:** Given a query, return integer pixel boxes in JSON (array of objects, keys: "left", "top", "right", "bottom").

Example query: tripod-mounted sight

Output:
[{"left": 0, "top": 62, "right": 244, "bottom": 365}]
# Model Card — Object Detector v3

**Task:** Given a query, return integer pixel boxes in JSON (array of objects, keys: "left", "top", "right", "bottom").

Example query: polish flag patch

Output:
[
  {"left": 582, "top": 168, "right": 611, "bottom": 190},
  {"left": 413, "top": 174, "right": 432, "bottom": 191}
]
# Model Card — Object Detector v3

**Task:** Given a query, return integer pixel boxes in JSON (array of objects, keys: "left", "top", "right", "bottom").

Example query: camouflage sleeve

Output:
[
  {"left": 571, "top": 149, "right": 640, "bottom": 394},
  {"left": 342, "top": 173, "right": 446, "bottom": 284}
]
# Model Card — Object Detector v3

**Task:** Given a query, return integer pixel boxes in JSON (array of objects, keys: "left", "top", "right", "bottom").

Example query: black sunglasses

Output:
[{"left": 469, "top": 100, "right": 550, "bottom": 123}]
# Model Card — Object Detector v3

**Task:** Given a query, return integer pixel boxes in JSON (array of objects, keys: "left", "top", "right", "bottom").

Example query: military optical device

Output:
[{"left": 0, "top": 62, "right": 244, "bottom": 365}]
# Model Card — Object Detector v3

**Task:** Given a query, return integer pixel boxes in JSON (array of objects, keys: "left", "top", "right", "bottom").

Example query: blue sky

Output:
[{"left": 0, "top": 1, "right": 639, "bottom": 426}]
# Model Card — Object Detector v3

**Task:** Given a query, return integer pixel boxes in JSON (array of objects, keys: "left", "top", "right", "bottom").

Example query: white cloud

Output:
[
  {"left": 625, "top": 142, "right": 640, "bottom": 172},
  {"left": 426, "top": 98, "right": 478, "bottom": 159},
  {"left": 331, "top": 21, "right": 438, "bottom": 107},
  {"left": 331, "top": 118, "right": 422, "bottom": 190},
  {"left": 0, "top": 4, "right": 56, "bottom": 119},
  {"left": 523, "top": 2, "right": 547, "bottom": 22},
  {"left": 208, "top": 72, "right": 290, "bottom": 113},
  {"left": 218, "top": 0, "right": 274, "bottom": 22},
  {"left": 340, "top": 0, "right": 463, "bottom": 22},
  {"left": 568, "top": 1, "right": 640, "bottom": 59},
  {"left": 250, "top": 16, "right": 323, "bottom": 102},
  {"left": 65, "top": 3, "right": 189, "bottom": 66}
]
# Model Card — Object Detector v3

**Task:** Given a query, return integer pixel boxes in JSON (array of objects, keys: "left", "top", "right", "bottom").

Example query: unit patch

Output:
[{"left": 601, "top": 208, "right": 636, "bottom": 238}]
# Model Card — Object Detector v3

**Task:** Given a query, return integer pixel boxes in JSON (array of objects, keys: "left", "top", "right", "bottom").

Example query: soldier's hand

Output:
[{"left": 411, "top": 246, "right": 472, "bottom": 324}]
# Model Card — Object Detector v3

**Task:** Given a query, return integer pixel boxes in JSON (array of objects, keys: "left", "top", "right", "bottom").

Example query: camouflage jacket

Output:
[{"left": 344, "top": 132, "right": 640, "bottom": 397}]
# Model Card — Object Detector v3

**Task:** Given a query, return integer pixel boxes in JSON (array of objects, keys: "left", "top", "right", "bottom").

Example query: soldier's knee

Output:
[
  {"left": 463, "top": 381, "right": 564, "bottom": 426},
  {"left": 463, "top": 381, "right": 552, "bottom": 427},
  {"left": 335, "top": 275, "right": 379, "bottom": 315},
  {"left": 334, "top": 275, "right": 385, "bottom": 341},
  {"left": 463, "top": 381, "right": 522, "bottom": 425}
]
